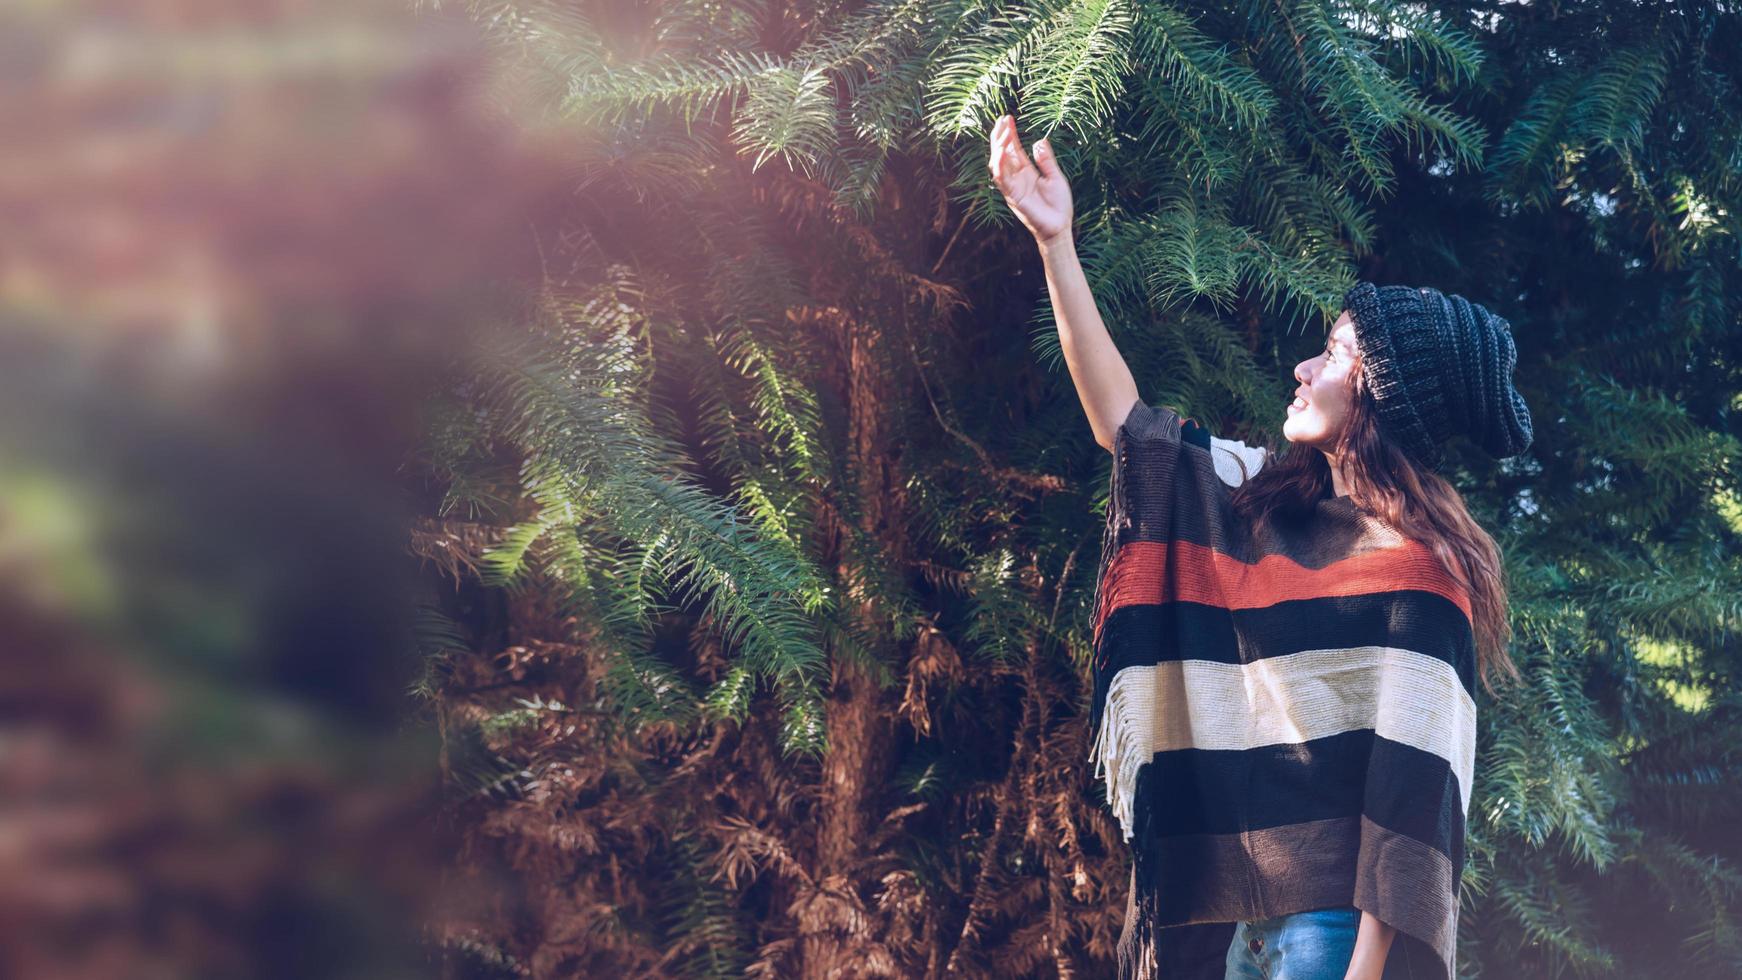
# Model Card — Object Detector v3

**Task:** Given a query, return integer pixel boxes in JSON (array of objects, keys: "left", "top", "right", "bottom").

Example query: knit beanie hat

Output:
[{"left": 1343, "top": 281, "right": 1534, "bottom": 471}]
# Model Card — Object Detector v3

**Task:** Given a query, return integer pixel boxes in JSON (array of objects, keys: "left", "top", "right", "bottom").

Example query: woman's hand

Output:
[
  {"left": 1343, "top": 910, "right": 1397, "bottom": 980},
  {"left": 988, "top": 113, "right": 1073, "bottom": 247}
]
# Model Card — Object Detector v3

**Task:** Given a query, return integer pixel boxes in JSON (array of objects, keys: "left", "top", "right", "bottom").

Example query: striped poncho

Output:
[{"left": 1088, "top": 399, "right": 1475, "bottom": 980}]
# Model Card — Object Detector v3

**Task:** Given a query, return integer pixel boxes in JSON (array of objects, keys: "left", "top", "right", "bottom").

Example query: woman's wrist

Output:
[{"left": 1037, "top": 229, "right": 1075, "bottom": 259}]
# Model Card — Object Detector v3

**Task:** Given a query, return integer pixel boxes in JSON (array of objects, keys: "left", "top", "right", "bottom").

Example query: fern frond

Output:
[{"left": 1020, "top": 0, "right": 1136, "bottom": 135}]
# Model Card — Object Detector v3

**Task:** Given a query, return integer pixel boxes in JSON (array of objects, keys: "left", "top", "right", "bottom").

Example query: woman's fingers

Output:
[
  {"left": 989, "top": 116, "right": 1008, "bottom": 180},
  {"left": 990, "top": 116, "right": 1015, "bottom": 181},
  {"left": 1001, "top": 137, "right": 1033, "bottom": 182},
  {"left": 990, "top": 116, "right": 1031, "bottom": 181}
]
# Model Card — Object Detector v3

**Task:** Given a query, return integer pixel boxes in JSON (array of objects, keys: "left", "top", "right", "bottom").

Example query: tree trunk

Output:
[{"left": 804, "top": 311, "right": 906, "bottom": 978}]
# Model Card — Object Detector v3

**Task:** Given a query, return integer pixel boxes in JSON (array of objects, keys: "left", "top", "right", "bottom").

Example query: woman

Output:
[{"left": 988, "top": 115, "right": 1530, "bottom": 980}]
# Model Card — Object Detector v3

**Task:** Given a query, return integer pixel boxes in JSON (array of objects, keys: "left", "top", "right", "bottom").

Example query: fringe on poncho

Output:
[{"left": 1087, "top": 400, "right": 1476, "bottom": 980}]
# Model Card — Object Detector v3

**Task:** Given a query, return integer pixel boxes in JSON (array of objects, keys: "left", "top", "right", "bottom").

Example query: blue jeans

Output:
[{"left": 1223, "top": 906, "right": 1360, "bottom": 980}]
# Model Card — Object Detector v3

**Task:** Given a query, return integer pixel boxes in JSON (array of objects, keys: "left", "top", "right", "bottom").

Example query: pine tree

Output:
[{"left": 409, "top": 1, "right": 1742, "bottom": 976}]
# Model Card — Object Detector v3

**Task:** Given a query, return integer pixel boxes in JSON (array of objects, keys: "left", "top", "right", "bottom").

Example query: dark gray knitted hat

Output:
[{"left": 1343, "top": 281, "right": 1533, "bottom": 471}]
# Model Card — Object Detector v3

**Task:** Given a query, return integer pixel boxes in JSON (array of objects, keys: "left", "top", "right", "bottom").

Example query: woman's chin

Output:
[{"left": 1282, "top": 417, "right": 1322, "bottom": 445}]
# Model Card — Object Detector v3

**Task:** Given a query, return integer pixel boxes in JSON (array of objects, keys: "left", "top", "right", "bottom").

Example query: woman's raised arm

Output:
[{"left": 988, "top": 113, "right": 1140, "bottom": 453}]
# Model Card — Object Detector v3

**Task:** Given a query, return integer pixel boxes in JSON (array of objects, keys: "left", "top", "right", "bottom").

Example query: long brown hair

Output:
[{"left": 1227, "top": 360, "right": 1521, "bottom": 695}]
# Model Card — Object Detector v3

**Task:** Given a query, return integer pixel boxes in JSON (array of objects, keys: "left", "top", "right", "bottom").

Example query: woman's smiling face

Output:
[{"left": 1285, "top": 311, "right": 1361, "bottom": 449}]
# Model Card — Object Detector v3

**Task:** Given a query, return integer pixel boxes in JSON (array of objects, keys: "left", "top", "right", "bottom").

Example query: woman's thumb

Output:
[{"left": 1033, "top": 138, "right": 1059, "bottom": 177}]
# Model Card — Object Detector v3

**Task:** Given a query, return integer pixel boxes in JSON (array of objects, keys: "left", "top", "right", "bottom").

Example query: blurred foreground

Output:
[{"left": 0, "top": 1, "right": 572, "bottom": 975}]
